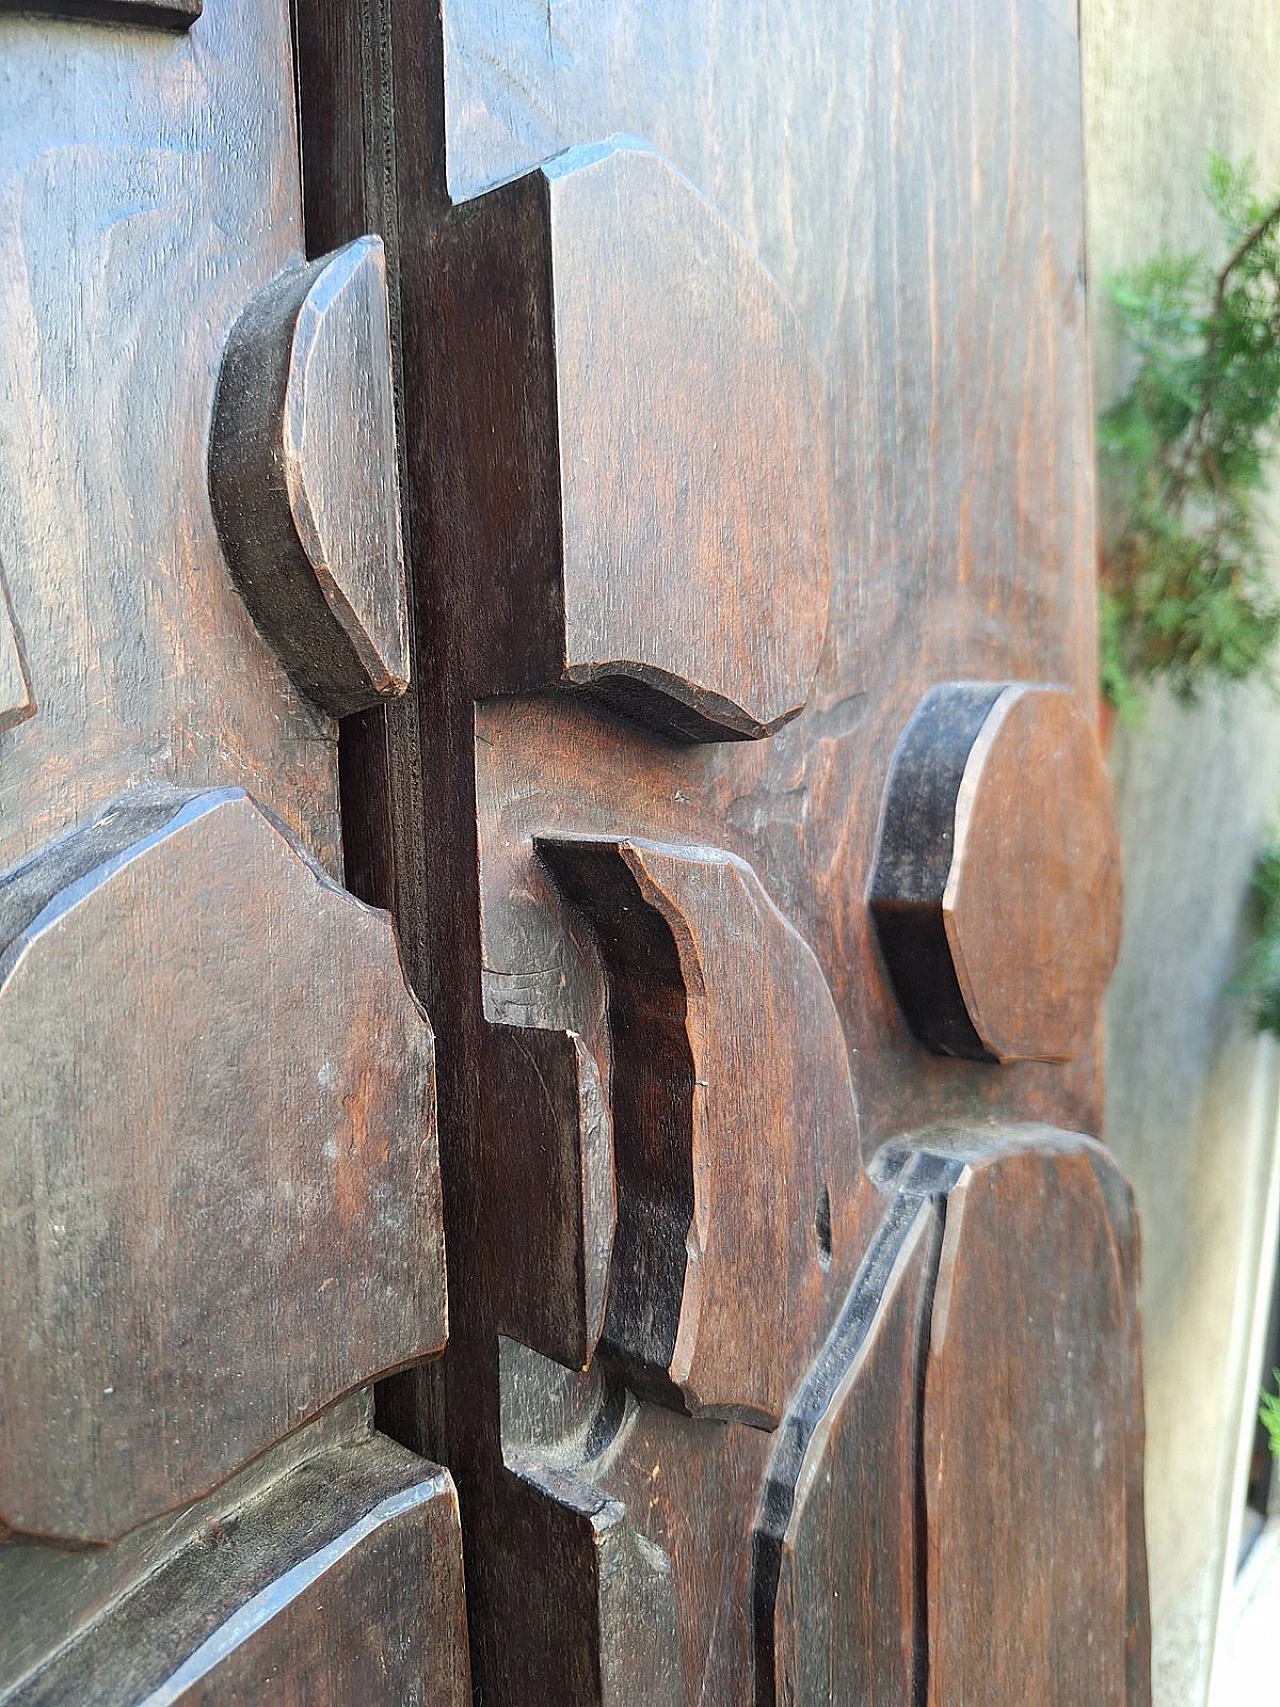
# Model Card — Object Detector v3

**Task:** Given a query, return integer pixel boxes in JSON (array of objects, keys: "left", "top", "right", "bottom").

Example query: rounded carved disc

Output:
[
  {"left": 944, "top": 685, "right": 1121, "bottom": 1062},
  {"left": 870, "top": 682, "right": 1122, "bottom": 1064}
]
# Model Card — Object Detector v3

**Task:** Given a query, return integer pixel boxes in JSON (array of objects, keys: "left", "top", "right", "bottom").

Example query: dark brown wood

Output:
[
  {"left": 0, "top": 0, "right": 343, "bottom": 879},
  {"left": 290, "top": 0, "right": 1150, "bottom": 1692},
  {"left": 0, "top": 1416, "right": 469, "bottom": 1706},
  {"left": 921, "top": 1136, "right": 1129, "bottom": 1704},
  {"left": 537, "top": 834, "right": 863, "bottom": 1425},
  {"left": 0, "top": 561, "right": 34, "bottom": 735},
  {"left": 870, "top": 682, "right": 1123, "bottom": 1062},
  {"left": 752, "top": 1184, "right": 940, "bottom": 1707},
  {"left": 0, "top": 784, "right": 443, "bottom": 1544},
  {"left": 0, "top": 0, "right": 1152, "bottom": 1696},
  {"left": 0, "top": 0, "right": 465, "bottom": 1692},
  {"left": 422, "top": 138, "right": 830, "bottom": 742},
  {"left": 500, "top": 1451, "right": 683, "bottom": 1707},
  {"left": 210, "top": 235, "right": 409, "bottom": 719}
]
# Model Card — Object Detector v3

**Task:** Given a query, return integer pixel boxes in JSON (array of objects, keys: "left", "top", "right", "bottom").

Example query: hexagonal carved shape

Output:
[
  {"left": 432, "top": 140, "right": 830, "bottom": 742},
  {"left": 0, "top": 786, "right": 443, "bottom": 1544},
  {"left": 869, "top": 682, "right": 1122, "bottom": 1063},
  {"left": 210, "top": 236, "right": 408, "bottom": 718}
]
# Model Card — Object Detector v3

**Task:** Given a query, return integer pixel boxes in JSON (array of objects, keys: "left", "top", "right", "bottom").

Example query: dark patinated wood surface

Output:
[
  {"left": 296, "top": 0, "right": 1149, "bottom": 1701},
  {"left": 419, "top": 138, "right": 829, "bottom": 743},
  {"left": 0, "top": 0, "right": 1150, "bottom": 1695},
  {"left": 0, "top": 0, "right": 465, "bottom": 1692},
  {"left": 0, "top": 1407, "right": 469, "bottom": 1706},
  {"left": 210, "top": 234, "right": 408, "bottom": 718},
  {"left": 0, "top": 785, "right": 442, "bottom": 1544},
  {"left": 870, "top": 681, "right": 1123, "bottom": 1061}
]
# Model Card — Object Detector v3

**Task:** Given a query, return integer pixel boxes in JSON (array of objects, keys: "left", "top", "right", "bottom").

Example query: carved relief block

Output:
[
  {"left": 210, "top": 236, "right": 408, "bottom": 719},
  {"left": 431, "top": 140, "right": 829, "bottom": 741},
  {"left": 0, "top": 787, "right": 443, "bottom": 1543}
]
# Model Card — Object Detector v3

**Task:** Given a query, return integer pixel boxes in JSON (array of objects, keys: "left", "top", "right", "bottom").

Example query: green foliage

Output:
[
  {"left": 1098, "top": 155, "right": 1280, "bottom": 718},
  {"left": 1263, "top": 1370, "right": 1280, "bottom": 1458},
  {"left": 1236, "top": 835, "right": 1280, "bottom": 1037}
]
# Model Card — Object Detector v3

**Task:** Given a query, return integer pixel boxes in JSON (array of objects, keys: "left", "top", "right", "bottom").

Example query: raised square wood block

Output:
[{"left": 429, "top": 140, "right": 830, "bottom": 742}]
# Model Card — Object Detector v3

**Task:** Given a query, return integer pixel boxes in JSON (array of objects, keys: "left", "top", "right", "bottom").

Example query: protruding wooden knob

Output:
[
  {"left": 869, "top": 682, "right": 1122, "bottom": 1063},
  {"left": 210, "top": 235, "right": 408, "bottom": 718}
]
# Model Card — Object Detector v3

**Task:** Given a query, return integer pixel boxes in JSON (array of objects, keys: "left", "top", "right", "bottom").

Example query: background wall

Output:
[{"left": 1081, "top": 2, "right": 1280, "bottom": 1699}]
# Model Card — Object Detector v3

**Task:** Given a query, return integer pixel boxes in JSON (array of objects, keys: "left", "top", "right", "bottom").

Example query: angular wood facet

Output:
[
  {"left": 923, "top": 1141, "right": 1129, "bottom": 1706},
  {"left": 210, "top": 236, "right": 408, "bottom": 719},
  {"left": 487, "top": 1023, "right": 617, "bottom": 1372},
  {"left": 433, "top": 140, "right": 830, "bottom": 742},
  {"left": 869, "top": 682, "right": 1122, "bottom": 1063},
  {"left": 502, "top": 1454, "right": 683, "bottom": 1707},
  {"left": 0, "top": 564, "right": 34, "bottom": 735},
  {"left": 753, "top": 1194, "right": 938, "bottom": 1707},
  {"left": 538, "top": 836, "right": 862, "bottom": 1426},
  {"left": 0, "top": 787, "right": 443, "bottom": 1544},
  {"left": 1, "top": 1431, "right": 469, "bottom": 1707}
]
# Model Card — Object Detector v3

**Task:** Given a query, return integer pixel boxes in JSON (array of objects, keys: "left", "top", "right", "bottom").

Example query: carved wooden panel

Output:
[
  {"left": 0, "top": 0, "right": 465, "bottom": 1692},
  {"left": 0, "top": 786, "right": 442, "bottom": 1543},
  {"left": 0, "top": 1411, "right": 468, "bottom": 1705},
  {"left": 296, "top": 0, "right": 1152, "bottom": 1698},
  {"left": 2, "top": 0, "right": 1151, "bottom": 1696}
]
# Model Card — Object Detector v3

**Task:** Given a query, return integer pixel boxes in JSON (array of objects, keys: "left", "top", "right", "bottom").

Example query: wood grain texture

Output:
[
  {"left": 0, "top": 0, "right": 334, "bottom": 878},
  {"left": 210, "top": 235, "right": 409, "bottom": 719},
  {"left": 752, "top": 1185, "right": 940, "bottom": 1707},
  {"left": 1, "top": 1426, "right": 469, "bottom": 1707},
  {"left": 422, "top": 138, "right": 829, "bottom": 742},
  {"left": 923, "top": 1139, "right": 1129, "bottom": 1706},
  {"left": 0, "top": 560, "right": 34, "bottom": 735},
  {"left": 1083, "top": 1147, "right": 1153, "bottom": 1707},
  {"left": 500, "top": 1452, "right": 683, "bottom": 1706},
  {"left": 537, "top": 835, "right": 862, "bottom": 1425},
  {"left": 870, "top": 681, "right": 1122, "bottom": 1062},
  {"left": 484, "top": 1023, "right": 618, "bottom": 1372},
  {"left": 291, "top": 0, "right": 1147, "bottom": 1698},
  {"left": 0, "top": 786, "right": 443, "bottom": 1544}
]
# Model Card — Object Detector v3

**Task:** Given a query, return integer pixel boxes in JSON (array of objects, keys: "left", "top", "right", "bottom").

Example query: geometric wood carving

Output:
[
  {"left": 431, "top": 140, "right": 830, "bottom": 742},
  {"left": 289, "top": 0, "right": 1149, "bottom": 1697},
  {"left": 0, "top": 787, "right": 443, "bottom": 1544},
  {"left": 869, "top": 682, "right": 1122, "bottom": 1063},
  {"left": 753, "top": 1191, "right": 939, "bottom": 1707},
  {"left": 0, "top": 562, "right": 34, "bottom": 735},
  {"left": 210, "top": 236, "right": 409, "bottom": 720},
  {"left": 752, "top": 1126, "right": 1142, "bottom": 1707},
  {"left": 538, "top": 836, "right": 863, "bottom": 1426},
  {"left": 486, "top": 1022, "right": 617, "bottom": 1374},
  {"left": 922, "top": 1140, "right": 1129, "bottom": 1706},
  {"left": 502, "top": 1453, "right": 682, "bottom": 1707},
  {"left": 0, "top": 1432, "right": 469, "bottom": 1705}
]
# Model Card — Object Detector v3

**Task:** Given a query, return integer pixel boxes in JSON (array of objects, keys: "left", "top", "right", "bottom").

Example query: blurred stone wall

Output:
[{"left": 1081, "top": 2, "right": 1280, "bottom": 1699}]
